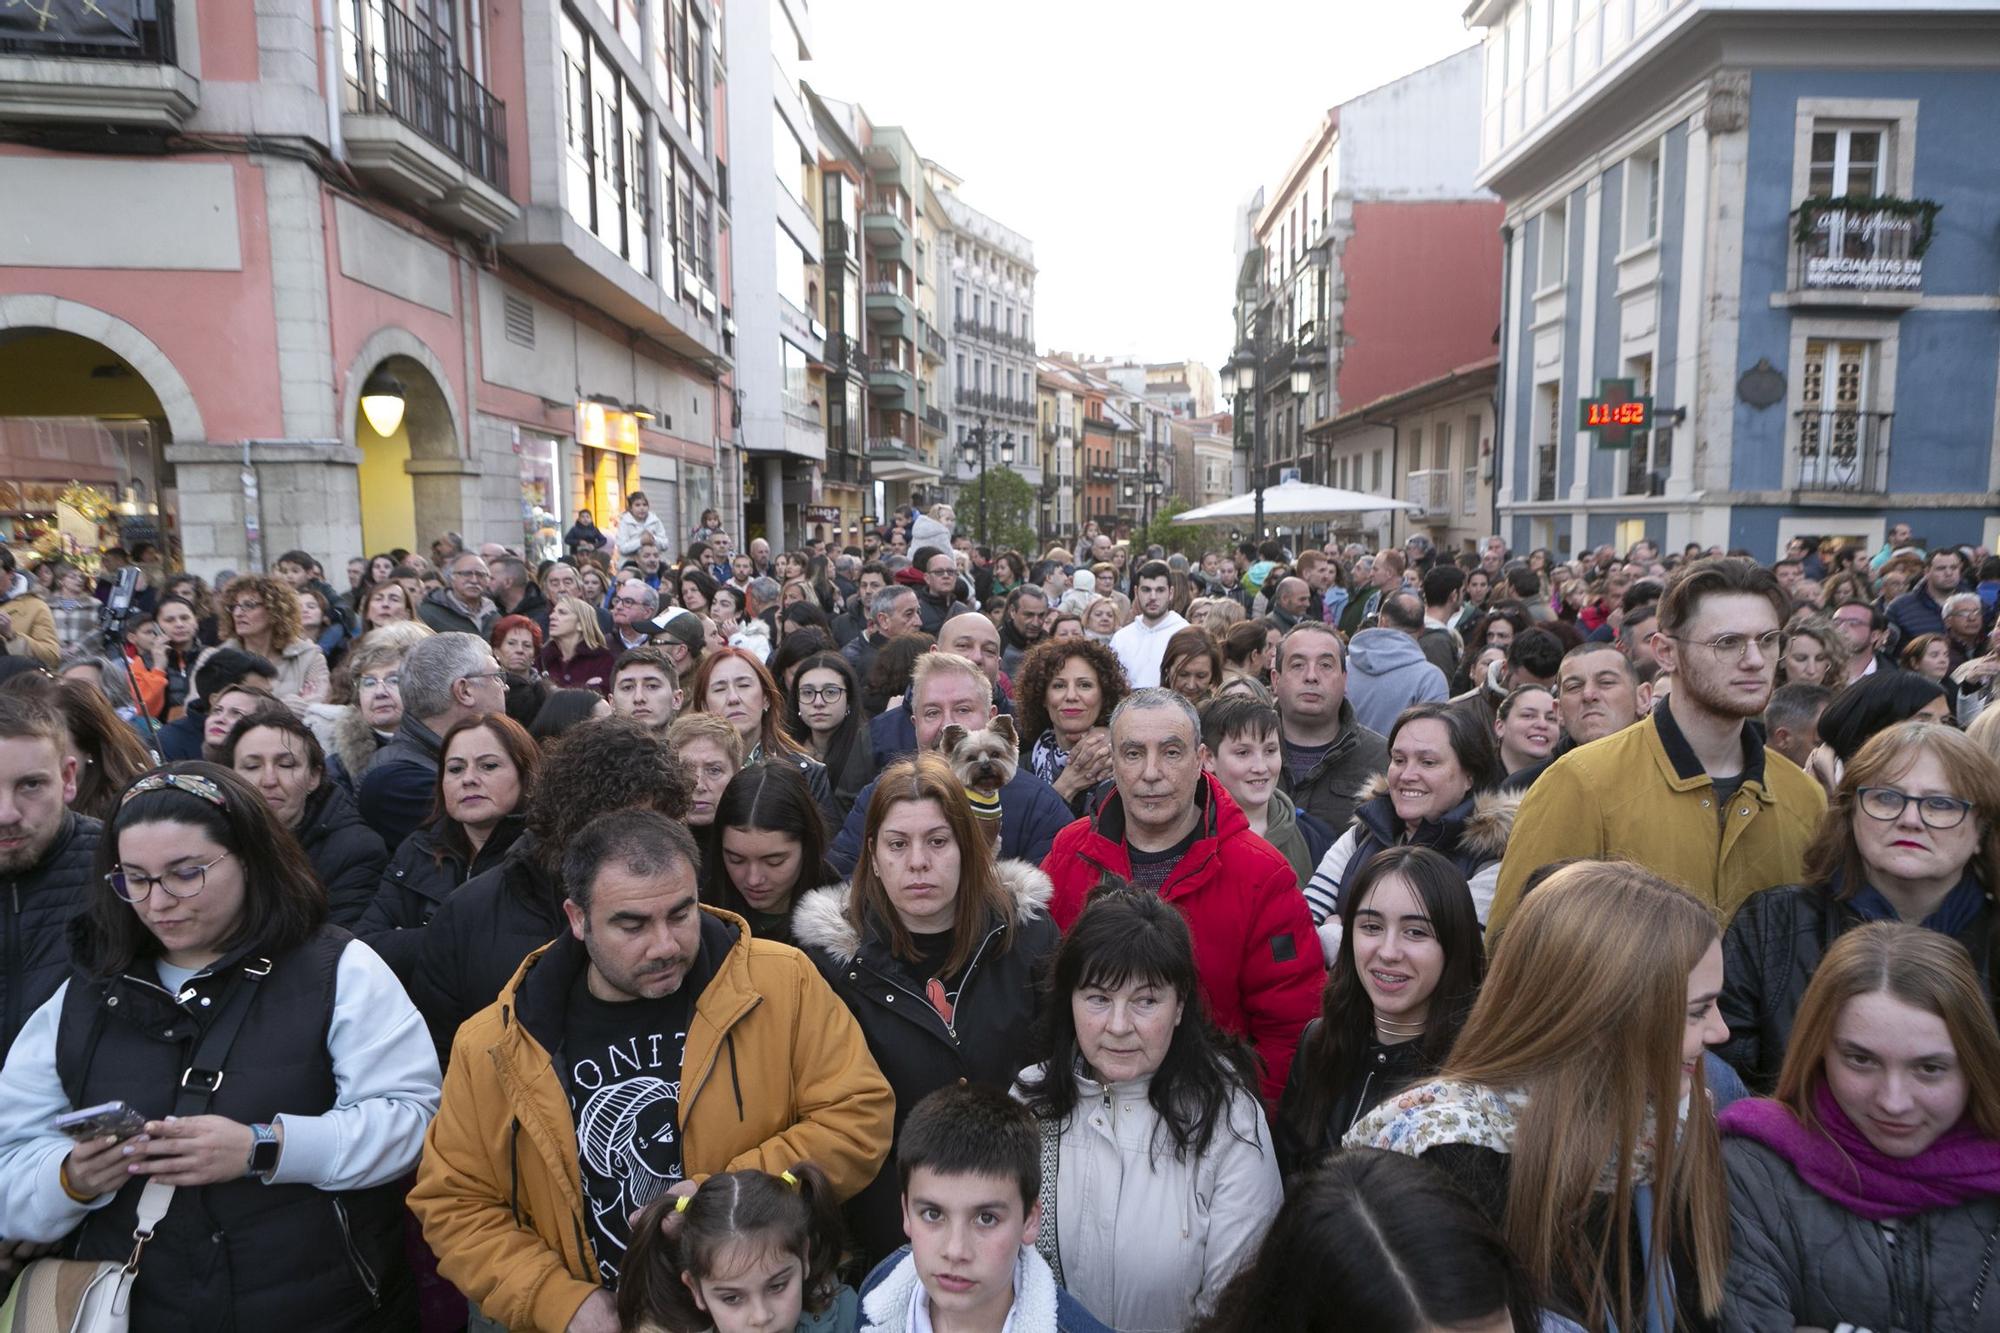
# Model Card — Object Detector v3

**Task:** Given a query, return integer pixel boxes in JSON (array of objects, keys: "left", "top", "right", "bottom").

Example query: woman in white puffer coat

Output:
[{"left": 1013, "top": 882, "right": 1282, "bottom": 1333}]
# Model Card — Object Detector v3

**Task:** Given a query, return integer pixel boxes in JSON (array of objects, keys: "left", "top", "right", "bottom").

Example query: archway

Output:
[
  {"left": 343, "top": 329, "right": 461, "bottom": 556},
  {"left": 0, "top": 327, "right": 176, "bottom": 567}
]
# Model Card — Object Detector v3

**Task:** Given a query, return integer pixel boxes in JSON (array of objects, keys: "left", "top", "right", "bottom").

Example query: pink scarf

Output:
[{"left": 1719, "top": 1084, "right": 2000, "bottom": 1221}]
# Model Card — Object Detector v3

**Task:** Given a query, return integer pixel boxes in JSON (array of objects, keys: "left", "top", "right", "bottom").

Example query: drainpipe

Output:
[
  {"left": 1490, "top": 223, "right": 1514, "bottom": 547},
  {"left": 321, "top": 0, "right": 346, "bottom": 162}
]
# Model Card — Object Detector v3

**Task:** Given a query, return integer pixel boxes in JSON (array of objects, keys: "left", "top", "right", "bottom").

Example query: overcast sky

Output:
[{"left": 806, "top": 0, "right": 1479, "bottom": 376}]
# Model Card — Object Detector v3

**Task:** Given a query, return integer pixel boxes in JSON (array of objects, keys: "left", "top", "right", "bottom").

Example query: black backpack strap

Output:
[{"left": 172, "top": 955, "right": 272, "bottom": 1118}]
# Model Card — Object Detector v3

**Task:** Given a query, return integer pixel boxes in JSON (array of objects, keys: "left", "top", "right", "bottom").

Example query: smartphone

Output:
[{"left": 53, "top": 1101, "right": 148, "bottom": 1141}]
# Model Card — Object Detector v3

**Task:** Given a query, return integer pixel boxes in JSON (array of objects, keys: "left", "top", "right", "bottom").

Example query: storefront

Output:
[
  {"left": 513, "top": 425, "right": 565, "bottom": 565},
  {"left": 572, "top": 401, "right": 640, "bottom": 546},
  {"left": 0, "top": 418, "right": 172, "bottom": 570}
]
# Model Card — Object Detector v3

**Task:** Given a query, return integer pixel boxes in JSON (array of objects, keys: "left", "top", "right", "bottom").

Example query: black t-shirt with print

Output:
[
  {"left": 1127, "top": 824, "right": 1202, "bottom": 897},
  {"left": 560, "top": 970, "right": 692, "bottom": 1286}
]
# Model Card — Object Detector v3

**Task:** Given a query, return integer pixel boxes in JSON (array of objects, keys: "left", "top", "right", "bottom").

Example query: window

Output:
[
  {"left": 1809, "top": 127, "right": 1884, "bottom": 198},
  {"left": 1436, "top": 421, "right": 1453, "bottom": 473},
  {"left": 774, "top": 231, "right": 807, "bottom": 313},
  {"left": 623, "top": 87, "right": 649, "bottom": 274},
  {"left": 1371, "top": 450, "right": 1383, "bottom": 492},
  {"left": 1537, "top": 201, "right": 1567, "bottom": 289},
  {"left": 1462, "top": 414, "right": 1482, "bottom": 514},
  {"left": 561, "top": 15, "right": 591, "bottom": 229},
  {"left": 1409, "top": 427, "right": 1424, "bottom": 473},
  {"left": 954, "top": 286, "right": 964, "bottom": 317},
  {"left": 772, "top": 109, "right": 805, "bottom": 206},
  {"left": 1798, "top": 338, "right": 1877, "bottom": 489},
  {"left": 955, "top": 353, "right": 965, "bottom": 390},
  {"left": 1622, "top": 356, "right": 1663, "bottom": 497},
  {"left": 973, "top": 294, "right": 983, "bottom": 323},
  {"left": 1535, "top": 383, "right": 1560, "bottom": 501},
  {"left": 1623, "top": 144, "right": 1661, "bottom": 248}
]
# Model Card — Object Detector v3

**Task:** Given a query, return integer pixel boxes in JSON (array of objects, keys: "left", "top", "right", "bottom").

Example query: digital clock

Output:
[{"left": 1577, "top": 379, "right": 1654, "bottom": 448}]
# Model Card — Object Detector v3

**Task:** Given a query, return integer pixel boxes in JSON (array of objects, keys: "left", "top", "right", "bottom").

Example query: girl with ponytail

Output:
[{"left": 618, "top": 1163, "right": 859, "bottom": 1332}]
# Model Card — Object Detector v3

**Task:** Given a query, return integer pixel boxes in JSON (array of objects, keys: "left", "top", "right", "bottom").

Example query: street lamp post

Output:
[
  {"left": 959, "top": 417, "right": 1016, "bottom": 548},
  {"left": 1225, "top": 349, "right": 1264, "bottom": 540}
]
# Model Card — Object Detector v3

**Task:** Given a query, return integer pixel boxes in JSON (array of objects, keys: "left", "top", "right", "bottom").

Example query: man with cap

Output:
[{"left": 646, "top": 606, "right": 706, "bottom": 687}]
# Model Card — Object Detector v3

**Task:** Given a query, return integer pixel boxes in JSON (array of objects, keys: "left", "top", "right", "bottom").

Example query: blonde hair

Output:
[
  {"left": 1450, "top": 861, "right": 1727, "bottom": 1328},
  {"left": 909, "top": 649, "right": 989, "bottom": 705},
  {"left": 1781, "top": 616, "right": 1849, "bottom": 688},
  {"left": 551, "top": 595, "right": 606, "bottom": 652},
  {"left": 1967, "top": 705, "right": 2000, "bottom": 764},
  {"left": 1776, "top": 921, "right": 2000, "bottom": 1142},
  {"left": 666, "top": 712, "right": 745, "bottom": 768}
]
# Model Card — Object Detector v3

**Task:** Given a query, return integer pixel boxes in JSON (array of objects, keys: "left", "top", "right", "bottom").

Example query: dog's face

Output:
[{"left": 940, "top": 715, "right": 1019, "bottom": 794}]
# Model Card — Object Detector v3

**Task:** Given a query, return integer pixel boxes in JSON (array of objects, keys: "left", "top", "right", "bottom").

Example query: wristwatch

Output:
[{"left": 246, "top": 1122, "right": 280, "bottom": 1179}]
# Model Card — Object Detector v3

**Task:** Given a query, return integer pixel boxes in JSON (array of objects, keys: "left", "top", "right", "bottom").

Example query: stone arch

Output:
[
  {"left": 0, "top": 294, "right": 204, "bottom": 443},
  {"left": 339, "top": 325, "right": 463, "bottom": 456}
]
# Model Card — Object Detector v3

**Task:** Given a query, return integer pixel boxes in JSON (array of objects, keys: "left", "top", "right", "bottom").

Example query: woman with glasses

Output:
[
  {"left": 219, "top": 572, "right": 329, "bottom": 706},
  {"left": 690, "top": 647, "right": 838, "bottom": 826},
  {"left": 220, "top": 707, "right": 390, "bottom": 930},
  {"left": 0, "top": 764, "right": 440, "bottom": 1329},
  {"left": 307, "top": 621, "right": 431, "bottom": 797},
  {"left": 1721, "top": 718, "right": 2000, "bottom": 1092},
  {"left": 786, "top": 651, "right": 876, "bottom": 819},
  {"left": 358, "top": 712, "right": 538, "bottom": 983}
]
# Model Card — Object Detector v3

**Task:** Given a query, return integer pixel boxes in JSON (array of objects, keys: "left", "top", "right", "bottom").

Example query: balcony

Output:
[
  {"left": 1406, "top": 469, "right": 1452, "bottom": 519},
  {"left": 919, "top": 320, "right": 947, "bottom": 363},
  {"left": 864, "top": 278, "right": 914, "bottom": 331},
  {"left": 0, "top": 0, "right": 196, "bottom": 128},
  {"left": 1792, "top": 199, "right": 1934, "bottom": 306},
  {"left": 863, "top": 203, "right": 911, "bottom": 250},
  {"left": 923, "top": 404, "right": 948, "bottom": 434},
  {"left": 1795, "top": 409, "right": 1892, "bottom": 494},
  {"left": 343, "top": 0, "right": 515, "bottom": 234},
  {"left": 865, "top": 434, "right": 940, "bottom": 483},
  {"left": 823, "top": 220, "right": 853, "bottom": 263}
]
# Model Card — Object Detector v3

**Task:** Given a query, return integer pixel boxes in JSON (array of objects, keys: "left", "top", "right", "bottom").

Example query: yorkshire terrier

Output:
[{"left": 940, "top": 715, "right": 1019, "bottom": 799}]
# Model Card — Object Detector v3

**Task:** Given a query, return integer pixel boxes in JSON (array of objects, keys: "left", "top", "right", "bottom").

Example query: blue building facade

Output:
[{"left": 1481, "top": 2, "right": 2000, "bottom": 562}]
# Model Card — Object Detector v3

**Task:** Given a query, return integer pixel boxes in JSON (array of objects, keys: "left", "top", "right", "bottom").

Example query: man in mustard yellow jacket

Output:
[
  {"left": 411, "top": 810, "right": 894, "bottom": 1333},
  {"left": 1491, "top": 558, "right": 1825, "bottom": 930}
]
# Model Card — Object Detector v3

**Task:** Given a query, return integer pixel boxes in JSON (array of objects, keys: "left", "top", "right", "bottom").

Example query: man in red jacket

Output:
[{"left": 1041, "top": 688, "right": 1325, "bottom": 1102}]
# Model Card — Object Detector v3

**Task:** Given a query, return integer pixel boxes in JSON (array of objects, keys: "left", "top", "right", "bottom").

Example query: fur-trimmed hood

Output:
[
  {"left": 790, "top": 857, "right": 1054, "bottom": 964},
  {"left": 1348, "top": 772, "right": 1520, "bottom": 862}
]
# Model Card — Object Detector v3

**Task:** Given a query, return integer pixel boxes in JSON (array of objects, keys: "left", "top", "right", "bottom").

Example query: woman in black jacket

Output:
[
  {"left": 357, "top": 712, "right": 538, "bottom": 983},
  {"left": 1277, "top": 846, "right": 1484, "bottom": 1180},
  {"left": 786, "top": 651, "right": 876, "bottom": 819},
  {"left": 0, "top": 762, "right": 438, "bottom": 1331},
  {"left": 703, "top": 762, "right": 840, "bottom": 945},
  {"left": 220, "top": 707, "right": 388, "bottom": 928},
  {"left": 790, "top": 751, "right": 1060, "bottom": 1265},
  {"left": 1720, "top": 718, "right": 1999, "bottom": 1092}
]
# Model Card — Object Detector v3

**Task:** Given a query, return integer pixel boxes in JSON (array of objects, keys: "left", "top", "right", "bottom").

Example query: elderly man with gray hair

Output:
[
  {"left": 358, "top": 631, "right": 508, "bottom": 848},
  {"left": 1039, "top": 687, "right": 1326, "bottom": 1101}
]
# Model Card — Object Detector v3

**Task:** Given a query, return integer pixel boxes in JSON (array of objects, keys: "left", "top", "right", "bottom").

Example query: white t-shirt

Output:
[{"left": 1110, "top": 612, "right": 1190, "bottom": 689}]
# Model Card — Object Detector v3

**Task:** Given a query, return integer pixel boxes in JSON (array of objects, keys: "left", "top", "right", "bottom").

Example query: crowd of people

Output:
[{"left": 1, "top": 501, "right": 2000, "bottom": 1331}]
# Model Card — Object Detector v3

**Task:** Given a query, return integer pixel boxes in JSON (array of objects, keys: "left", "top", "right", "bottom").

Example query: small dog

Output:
[{"left": 940, "top": 715, "right": 1019, "bottom": 799}]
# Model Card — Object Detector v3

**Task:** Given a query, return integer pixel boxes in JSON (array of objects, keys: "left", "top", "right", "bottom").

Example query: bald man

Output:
[{"left": 868, "top": 611, "right": 1015, "bottom": 767}]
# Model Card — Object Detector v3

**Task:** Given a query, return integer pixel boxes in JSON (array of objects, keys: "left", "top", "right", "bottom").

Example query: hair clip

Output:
[
  {"left": 674, "top": 1195, "right": 692, "bottom": 1213},
  {"left": 780, "top": 1170, "right": 799, "bottom": 1190},
  {"left": 121, "top": 772, "right": 226, "bottom": 809}
]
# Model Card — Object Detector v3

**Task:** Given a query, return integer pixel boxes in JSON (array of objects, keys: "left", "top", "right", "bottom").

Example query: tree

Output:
[
  {"left": 1136, "top": 499, "right": 1209, "bottom": 558},
  {"left": 964, "top": 466, "right": 1038, "bottom": 557}
]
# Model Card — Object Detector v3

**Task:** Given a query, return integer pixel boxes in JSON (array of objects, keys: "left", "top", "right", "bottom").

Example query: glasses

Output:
[
  {"left": 107, "top": 851, "right": 231, "bottom": 904},
  {"left": 358, "top": 674, "right": 402, "bottom": 692},
  {"left": 230, "top": 601, "right": 263, "bottom": 614},
  {"left": 614, "top": 595, "right": 650, "bottom": 607},
  {"left": 798, "top": 685, "right": 846, "bottom": 704},
  {"left": 1665, "top": 630, "right": 1785, "bottom": 662},
  {"left": 926, "top": 566, "right": 956, "bottom": 577},
  {"left": 1857, "top": 786, "right": 1975, "bottom": 830},
  {"left": 1948, "top": 607, "right": 1983, "bottom": 619},
  {"left": 459, "top": 669, "right": 509, "bottom": 686}
]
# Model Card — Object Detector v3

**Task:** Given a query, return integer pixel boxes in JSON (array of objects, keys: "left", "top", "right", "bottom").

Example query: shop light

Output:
[{"left": 359, "top": 369, "right": 407, "bottom": 437}]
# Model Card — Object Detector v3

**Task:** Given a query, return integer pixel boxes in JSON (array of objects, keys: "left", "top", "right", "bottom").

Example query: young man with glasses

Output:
[{"left": 1492, "top": 558, "right": 1825, "bottom": 927}]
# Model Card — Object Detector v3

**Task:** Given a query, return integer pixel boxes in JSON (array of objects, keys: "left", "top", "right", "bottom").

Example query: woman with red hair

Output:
[{"left": 689, "top": 646, "right": 837, "bottom": 825}]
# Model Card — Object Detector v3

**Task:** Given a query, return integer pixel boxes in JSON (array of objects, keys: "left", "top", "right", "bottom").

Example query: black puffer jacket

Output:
[
  {"left": 407, "top": 833, "right": 564, "bottom": 1064},
  {"left": 3, "top": 812, "right": 102, "bottom": 1053},
  {"left": 1720, "top": 878, "right": 1995, "bottom": 1093},
  {"left": 356, "top": 816, "right": 525, "bottom": 985},
  {"left": 790, "top": 860, "right": 1060, "bottom": 1265},
  {"left": 1723, "top": 1135, "right": 2000, "bottom": 1333},
  {"left": 296, "top": 782, "right": 390, "bottom": 930}
]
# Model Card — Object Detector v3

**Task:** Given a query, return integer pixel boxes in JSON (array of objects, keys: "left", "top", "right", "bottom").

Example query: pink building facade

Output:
[{"left": 0, "top": 0, "right": 734, "bottom": 575}]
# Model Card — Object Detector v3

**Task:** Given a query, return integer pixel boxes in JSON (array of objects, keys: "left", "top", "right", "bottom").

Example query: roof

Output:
[{"left": 1324, "top": 356, "right": 1500, "bottom": 430}]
